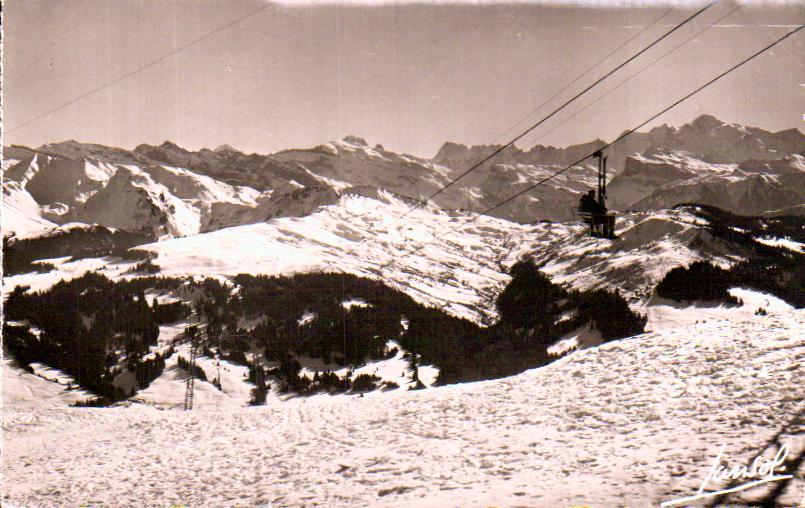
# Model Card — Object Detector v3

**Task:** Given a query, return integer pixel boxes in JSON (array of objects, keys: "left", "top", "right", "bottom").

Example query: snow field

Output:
[{"left": 3, "top": 312, "right": 803, "bottom": 507}]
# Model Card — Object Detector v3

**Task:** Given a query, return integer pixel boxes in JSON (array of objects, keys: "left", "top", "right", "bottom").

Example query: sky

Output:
[{"left": 3, "top": 0, "right": 804, "bottom": 158}]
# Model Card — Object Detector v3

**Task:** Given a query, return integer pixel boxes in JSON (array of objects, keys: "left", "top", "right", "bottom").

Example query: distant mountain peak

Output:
[
  {"left": 159, "top": 140, "right": 186, "bottom": 151},
  {"left": 438, "top": 141, "right": 469, "bottom": 150},
  {"left": 773, "top": 128, "right": 805, "bottom": 143},
  {"left": 690, "top": 114, "right": 726, "bottom": 130},
  {"left": 342, "top": 135, "right": 369, "bottom": 146},
  {"left": 213, "top": 144, "right": 238, "bottom": 153}
]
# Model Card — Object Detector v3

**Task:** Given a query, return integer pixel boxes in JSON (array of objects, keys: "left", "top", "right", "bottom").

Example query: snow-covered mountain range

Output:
[
  {"left": 3, "top": 115, "right": 804, "bottom": 243},
  {"left": 2, "top": 115, "right": 803, "bottom": 384},
  {"left": 0, "top": 191, "right": 770, "bottom": 326},
  {"left": 3, "top": 114, "right": 804, "bottom": 371},
  {"left": 434, "top": 114, "right": 805, "bottom": 220}
]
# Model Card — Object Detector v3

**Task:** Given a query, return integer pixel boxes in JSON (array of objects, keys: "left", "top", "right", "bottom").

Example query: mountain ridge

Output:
[
  {"left": 4, "top": 114, "right": 804, "bottom": 242},
  {"left": 433, "top": 114, "right": 805, "bottom": 169}
]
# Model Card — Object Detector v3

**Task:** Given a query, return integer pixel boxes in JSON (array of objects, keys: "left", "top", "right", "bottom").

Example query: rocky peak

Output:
[
  {"left": 772, "top": 128, "right": 805, "bottom": 145},
  {"left": 433, "top": 141, "right": 470, "bottom": 162},
  {"left": 213, "top": 144, "right": 238, "bottom": 153},
  {"left": 690, "top": 114, "right": 725, "bottom": 131},
  {"left": 342, "top": 135, "right": 368, "bottom": 146},
  {"left": 158, "top": 141, "right": 189, "bottom": 153},
  {"left": 133, "top": 141, "right": 195, "bottom": 167}
]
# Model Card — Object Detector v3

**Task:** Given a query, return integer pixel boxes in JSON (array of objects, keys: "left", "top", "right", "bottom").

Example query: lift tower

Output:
[{"left": 183, "top": 327, "right": 200, "bottom": 411}]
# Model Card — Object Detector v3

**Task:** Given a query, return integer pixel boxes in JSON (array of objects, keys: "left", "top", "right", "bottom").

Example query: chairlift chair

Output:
[{"left": 578, "top": 150, "right": 616, "bottom": 239}]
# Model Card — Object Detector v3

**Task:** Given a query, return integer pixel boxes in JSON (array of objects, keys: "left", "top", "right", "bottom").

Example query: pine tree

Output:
[{"left": 496, "top": 260, "right": 566, "bottom": 330}]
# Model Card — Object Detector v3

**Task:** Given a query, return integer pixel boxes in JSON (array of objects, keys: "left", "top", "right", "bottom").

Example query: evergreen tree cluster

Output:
[
  {"left": 126, "top": 259, "right": 161, "bottom": 274},
  {"left": 351, "top": 373, "right": 382, "bottom": 392},
  {"left": 246, "top": 362, "right": 270, "bottom": 404},
  {"left": 5, "top": 260, "right": 648, "bottom": 399},
  {"left": 675, "top": 204, "right": 805, "bottom": 308},
  {"left": 191, "top": 278, "right": 237, "bottom": 336},
  {"left": 677, "top": 204, "right": 805, "bottom": 243},
  {"left": 4, "top": 272, "right": 188, "bottom": 398},
  {"left": 729, "top": 254, "right": 805, "bottom": 308},
  {"left": 573, "top": 289, "right": 648, "bottom": 341},
  {"left": 205, "top": 265, "right": 645, "bottom": 391},
  {"left": 230, "top": 273, "right": 419, "bottom": 365},
  {"left": 152, "top": 300, "right": 192, "bottom": 324},
  {"left": 308, "top": 370, "right": 351, "bottom": 393},
  {"left": 416, "top": 260, "right": 647, "bottom": 384},
  {"left": 655, "top": 261, "right": 739, "bottom": 304},
  {"left": 262, "top": 356, "right": 385, "bottom": 396},
  {"left": 3, "top": 225, "right": 153, "bottom": 276},
  {"left": 71, "top": 397, "right": 113, "bottom": 408},
  {"left": 130, "top": 347, "right": 173, "bottom": 389},
  {"left": 496, "top": 263, "right": 566, "bottom": 330},
  {"left": 176, "top": 355, "right": 208, "bottom": 382},
  {"left": 655, "top": 248, "right": 805, "bottom": 309}
]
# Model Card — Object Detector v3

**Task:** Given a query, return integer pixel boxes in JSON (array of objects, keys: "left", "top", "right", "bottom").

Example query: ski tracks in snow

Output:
[{"left": 3, "top": 313, "right": 804, "bottom": 507}]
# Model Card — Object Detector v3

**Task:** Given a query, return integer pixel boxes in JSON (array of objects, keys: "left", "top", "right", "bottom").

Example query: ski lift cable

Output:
[
  {"left": 392, "top": 1, "right": 716, "bottom": 217},
  {"left": 7, "top": 3, "right": 272, "bottom": 135},
  {"left": 485, "top": 6, "right": 676, "bottom": 147},
  {"left": 377, "top": 24, "right": 804, "bottom": 270},
  {"left": 740, "top": 8, "right": 805, "bottom": 68},
  {"left": 317, "top": 1, "right": 716, "bottom": 272},
  {"left": 524, "top": 3, "right": 745, "bottom": 152}
]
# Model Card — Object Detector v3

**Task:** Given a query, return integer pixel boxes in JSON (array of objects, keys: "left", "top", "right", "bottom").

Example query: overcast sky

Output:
[{"left": 4, "top": 0, "right": 804, "bottom": 158}]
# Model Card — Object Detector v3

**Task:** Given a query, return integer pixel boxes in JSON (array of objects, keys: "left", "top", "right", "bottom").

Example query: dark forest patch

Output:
[
  {"left": 669, "top": 205, "right": 805, "bottom": 307},
  {"left": 3, "top": 225, "right": 154, "bottom": 276},
  {"left": 5, "top": 261, "right": 646, "bottom": 398}
]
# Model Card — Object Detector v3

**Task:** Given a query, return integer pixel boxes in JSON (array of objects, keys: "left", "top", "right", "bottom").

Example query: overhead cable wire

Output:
[
  {"left": 525, "top": 3, "right": 744, "bottom": 151},
  {"left": 7, "top": 3, "right": 272, "bottom": 134},
  {"left": 487, "top": 7, "right": 675, "bottom": 146},
  {"left": 317, "top": 2, "right": 716, "bottom": 271},
  {"left": 377, "top": 23, "right": 804, "bottom": 270},
  {"left": 388, "top": 1, "right": 716, "bottom": 219}
]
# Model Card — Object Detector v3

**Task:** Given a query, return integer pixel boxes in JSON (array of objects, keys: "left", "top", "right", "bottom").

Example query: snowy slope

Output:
[
  {"left": 4, "top": 312, "right": 803, "bottom": 507},
  {"left": 2, "top": 192, "right": 761, "bottom": 326},
  {"left": 138, "top": 191, "right": 531, "bottom": 323},
  {"left": 135, "top": 194, "right": 740, "bottom": 324},
  {"left": 4, "top": 189, "right": 796, "bottom": 345},
  {"left": 0, "top": 181, "right": 58, "bottom": 239},
  {"left": 641, "top": 287, "right": 795, "bottom": 332},
  {"left": 133, "top": 340, "right": 438, "bottom": 411},
  {"left": 2, "top": 353, "right": 95, "bottom": 408},
  {"left": 523, "top": 208, "right": 741, "bottom": 301},
  {"left": 1, "top": 255, "right": 141, "bottom": 297},
  {"left": 134, "top": 346, "right": 255, "bottom": 410}
]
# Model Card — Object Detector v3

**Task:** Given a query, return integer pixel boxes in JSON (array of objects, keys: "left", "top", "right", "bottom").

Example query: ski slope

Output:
[
  {"left": 641, "top": 287, "right": 796, "bottom": 333},
  {"left": 4, "top": 312, "right": 803, "bottom": 507}
]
